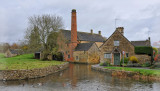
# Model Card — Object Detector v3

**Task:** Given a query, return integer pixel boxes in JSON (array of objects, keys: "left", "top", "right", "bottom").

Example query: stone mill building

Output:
[
  {"left": 58, "top": 9, "right": 105, "bottom": 64},
  {"left": 58, "top": 9, "right": 152, "bottom": 65}
]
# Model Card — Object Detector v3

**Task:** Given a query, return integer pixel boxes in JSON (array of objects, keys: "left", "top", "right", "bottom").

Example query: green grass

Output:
[
  {"left": 104, "top": 66, "right": 160, "bottom": 77},
  {"left": 0, "top": 53, "right": 66, "bottom": 70}
]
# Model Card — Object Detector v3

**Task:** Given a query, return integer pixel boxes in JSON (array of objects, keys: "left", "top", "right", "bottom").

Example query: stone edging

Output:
[
  {"left": 91, "top": 64, "right": 160, "bottom": 81},
  {"left": 0, "top": 62, "right": 69, "bottom": 81}
]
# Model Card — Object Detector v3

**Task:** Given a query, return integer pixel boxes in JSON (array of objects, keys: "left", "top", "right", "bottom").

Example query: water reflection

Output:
[{"left": 0, "top": 63, "right": 160, "bottom": 91}]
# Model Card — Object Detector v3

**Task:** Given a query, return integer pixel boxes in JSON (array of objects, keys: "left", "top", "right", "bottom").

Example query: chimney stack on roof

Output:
[
  {"left": 116, "top": 27, "right": 124, "bottom": 35},
  {"left": 98, "top": 31, "right": 101, "bottom": 35},
  {"left": 91, "top": 29, "right": 93, "bottom": 34}
]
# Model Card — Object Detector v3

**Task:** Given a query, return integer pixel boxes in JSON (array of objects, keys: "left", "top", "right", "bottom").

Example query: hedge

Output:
[{"left": 135, "top": 46, "right": 153, "bottom": 55}]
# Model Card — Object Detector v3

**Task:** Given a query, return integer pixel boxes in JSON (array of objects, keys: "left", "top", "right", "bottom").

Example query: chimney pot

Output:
[
  {"left": 72, "top": 9, "right": 76, "bottom": 12},
  {"left": 98, "top": 31, "right": 101, "bottom": 35},
  {"left": 91, "top": 29, "right": 93, "bottom": 34}
]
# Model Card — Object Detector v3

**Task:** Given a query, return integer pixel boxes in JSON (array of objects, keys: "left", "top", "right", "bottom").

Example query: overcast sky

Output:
[{"left": 0, "top": 0, "right": 160, "bottom": 47}]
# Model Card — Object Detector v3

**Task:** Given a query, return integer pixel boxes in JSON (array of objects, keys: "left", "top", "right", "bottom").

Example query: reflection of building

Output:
[
  {"left": 100, "top": 27, "right": 151, "bottom": 65},
  {"left": 58, "top": 9, "right": 105, "bottom": 64}
]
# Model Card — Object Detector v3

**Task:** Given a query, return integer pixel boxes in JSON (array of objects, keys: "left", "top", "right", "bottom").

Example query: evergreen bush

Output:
[{"left": 135, "top": 46, "right": 153, "bottom": 55}]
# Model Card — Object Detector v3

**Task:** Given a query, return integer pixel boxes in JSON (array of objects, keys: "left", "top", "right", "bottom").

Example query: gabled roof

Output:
[
  {"left": 100, "top": 29, "right": 134, "bottom": 48},
  {"left": 75, "top": 43, "right": 94, "bottom": 51},
  {"left": 131, "top": 40, "right": 150, "bottom": 47},
  {"left": 61, "top": 30, "right": 105, "bottom": 42}
]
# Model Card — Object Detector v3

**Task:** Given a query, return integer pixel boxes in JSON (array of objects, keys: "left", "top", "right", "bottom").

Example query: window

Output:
[
  {"left": 104, "top": 53, "right": 111, "bottom": 58},
  {"left": 76, "top": 56, "right": 79, "bottom": 60},
  {"left": 68, "top": 55, "right": 70, "bottom": 58},
  {"left": 126, "top": 53, "right": 129, "bottom": 58},
  {"left": 114, "top": 41, "right": 119, "bottom": 46}
]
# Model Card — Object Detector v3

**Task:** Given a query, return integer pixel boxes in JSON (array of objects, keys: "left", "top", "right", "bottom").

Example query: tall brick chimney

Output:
[
  {"left": 71, "top": 9, "right": 77, "bottom": 48},
  {"left": 116, "top": 27, "right": 124, "bottom": 35}
]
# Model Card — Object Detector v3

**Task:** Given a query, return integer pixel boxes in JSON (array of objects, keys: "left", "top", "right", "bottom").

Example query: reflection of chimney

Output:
[
  {"left": 116, "top": 27, "right": 124, "bottom": 35},
  {"left": 71, "top": 9, "right": 77, "bottom": 47},
  {"left": 91, "top": 29, "right": 93, "bottom": 34},
  {"left": 98, "top": 31, "right": 101, "bottom": 35}
]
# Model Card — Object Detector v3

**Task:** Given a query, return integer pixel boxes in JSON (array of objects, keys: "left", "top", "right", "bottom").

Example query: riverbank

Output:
[
  {"left": 0, "top": 54, "right": 67, "bottom": 70},
  {"left": 0, "top": 54, "right": 69, "bottom": 80},
  {"left": 91, "top": 64, "right": 160, "bottom": 81}
]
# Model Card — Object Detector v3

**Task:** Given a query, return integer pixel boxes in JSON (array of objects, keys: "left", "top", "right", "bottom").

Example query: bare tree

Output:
[{"left": 25, "top": 14, "right": 64, "bottom": 60}]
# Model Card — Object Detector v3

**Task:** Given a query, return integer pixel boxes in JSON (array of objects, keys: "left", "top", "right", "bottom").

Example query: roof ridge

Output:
[{"left": 61, "top": 29, "right": 101, "bottom": 35}]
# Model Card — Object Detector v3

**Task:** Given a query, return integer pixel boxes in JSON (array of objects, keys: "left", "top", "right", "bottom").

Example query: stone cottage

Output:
[
  {"left": 5, "top": 49, "right": 23, "bottom": 58},
  {"left": 57, "top": 9, "right": 105, "bottom": 63},
  {"left": 100, "top": 27, "right": 151, "bottom": 65}
]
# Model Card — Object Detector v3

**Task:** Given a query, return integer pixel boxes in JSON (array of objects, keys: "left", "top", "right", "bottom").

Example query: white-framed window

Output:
[
  {"left": 114, "top": 41, "right": 119, "bottom": 46},
  {"left": 104, "top": 53, "right": 111, "bottom": 58}
]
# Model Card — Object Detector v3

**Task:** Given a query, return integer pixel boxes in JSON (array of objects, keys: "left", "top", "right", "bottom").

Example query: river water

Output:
[{"left": 0, "top": 63, "right": 160, "bottom": 91}]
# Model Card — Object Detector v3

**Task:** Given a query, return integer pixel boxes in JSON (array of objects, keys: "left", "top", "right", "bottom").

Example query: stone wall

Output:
[
  {"left": 73, "top": 43, "right": 100, "bottom": 64},
  {"left": 88, "top": 43, "right": 100, "bottom": 64},
  {"left": 0, "top": 62, "right": 69, "bottom": 81},
  {"left": 135, "top": 54, "right": 151, "bottom": 64},
  {"left": 73, "top": 51, "right": 88, "bottom": 63}
]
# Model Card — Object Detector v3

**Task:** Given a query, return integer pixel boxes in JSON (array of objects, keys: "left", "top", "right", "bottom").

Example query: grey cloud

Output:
[{"left": 0, "top": 0, "right": 160, "bottom": 47}]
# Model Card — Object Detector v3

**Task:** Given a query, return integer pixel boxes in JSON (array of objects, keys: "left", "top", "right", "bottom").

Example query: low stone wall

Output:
[
  {"left": 135, "top": 54, "right": 151, "bottom": 64},
  {"left": 91, "top": 64, "right": 160, "bottom": 81},
  {"left": 0, "top": 62, "right": 69, "bottom": 81}
]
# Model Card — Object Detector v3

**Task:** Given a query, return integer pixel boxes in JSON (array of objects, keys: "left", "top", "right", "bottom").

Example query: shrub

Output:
[
  {"left": 135, "top": 46, "right": 153, "bottom": 55},
  {"left": 100, "top": 61, "right": 111, "bottom": 66},
  {"left": 120, "top": 57, "right": 129, "bottom": 66},
  {"left": 142, "top": 62, "right": 151, "bottom": 67},
  {"left": 154, "top": 54, "right": 159, "bottom": 61},
  {"left": 153, "top": 47, "right": 158, "bottom": 56},
  {"left": 129, "top": 56, "right": 138, "bottom": 63}
]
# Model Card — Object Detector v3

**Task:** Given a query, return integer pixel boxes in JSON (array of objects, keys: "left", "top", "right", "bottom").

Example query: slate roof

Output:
[
  {"left": 9, "top": 49, "right": 18, "bottom": 54},
  {"left": 9, "top": 49, "right": 23, "bottom": 54},
  {"left": 61, "top": 30, "right": 105, "bottom": 42},
  {"left": 131, "top": 40, "right": 150, "bottom": 47},
  {"left": 75, "top": 43, "right": 94, "bottom": 51}
]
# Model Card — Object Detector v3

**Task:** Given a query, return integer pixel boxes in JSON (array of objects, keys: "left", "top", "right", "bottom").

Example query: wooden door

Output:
[{"left": 114, "top": 53, "right": 120, "bottom": 65}]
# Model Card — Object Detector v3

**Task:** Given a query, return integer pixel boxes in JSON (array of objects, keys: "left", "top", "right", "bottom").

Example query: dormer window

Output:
[{"left": 114, "top": 41, "right": 119, "bottom": 46}]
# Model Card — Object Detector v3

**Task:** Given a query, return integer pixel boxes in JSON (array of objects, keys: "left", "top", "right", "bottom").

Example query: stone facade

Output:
[
  {"left": 73, "top": 43, "right": 100, "bottom": 64},
  {"left": 100, "top": 27, "right": 151, "bottom": 65},
  {"left": 100, "top": 28, "right": 135, "bottom": 65},
  {"left": 57, "top": 9, "right": 104, "bottom": 63}
]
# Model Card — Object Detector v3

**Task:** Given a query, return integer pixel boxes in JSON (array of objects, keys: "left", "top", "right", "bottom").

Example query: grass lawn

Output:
[
  {"left": 104, "top": 66, "right": 160, "bottom": 77},
  {"left": 0, "top": 53, "right": 66, "bottom": 70}
]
